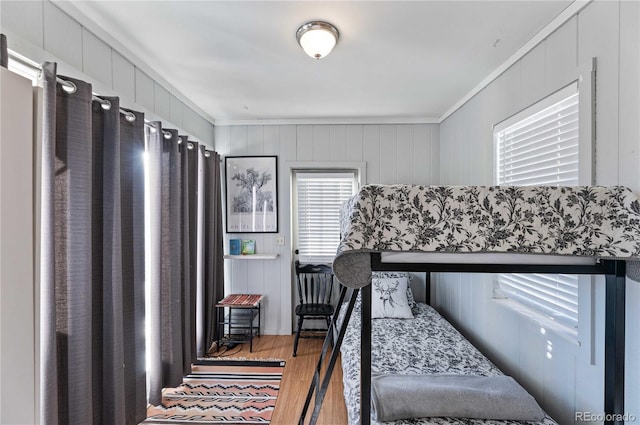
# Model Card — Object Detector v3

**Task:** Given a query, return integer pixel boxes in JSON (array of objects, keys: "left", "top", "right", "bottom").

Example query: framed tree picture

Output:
[{"left": 225, "top": 155, "right": 278, "bottom": 233}]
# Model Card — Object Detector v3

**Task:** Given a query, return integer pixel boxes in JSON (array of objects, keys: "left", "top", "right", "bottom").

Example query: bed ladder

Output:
[{"left": 298, "top": 285, "right": 359, "bottom": 425}]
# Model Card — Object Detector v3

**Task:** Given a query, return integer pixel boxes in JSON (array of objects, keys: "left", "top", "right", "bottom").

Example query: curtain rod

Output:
[
  {"left": 8, "top": 50, "right": 136, "bottom": 119},
  {"left": 8, "top": 50, "right": 205, "bottom": 150}
]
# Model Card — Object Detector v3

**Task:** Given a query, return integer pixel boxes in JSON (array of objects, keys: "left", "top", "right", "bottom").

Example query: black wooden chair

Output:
[{"left": 293, "top": 260, "right": 335, "bottom": 357}]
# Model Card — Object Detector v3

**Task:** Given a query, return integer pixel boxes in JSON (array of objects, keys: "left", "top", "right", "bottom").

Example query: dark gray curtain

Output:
[
  {"left": 201, "top": 148, "right": 225, "bottom": 355},
  {"left": 146, "top": 124, "right": 184, "bottom": 405},
  {"left": 40, "top": 61, "right": 60, "bottom": 425},
  {"left": 119, "top": 109, "right": 147, "bottom": 423},
  {"left": 180, "top": 136, "right": 199, "bottom": 375},
  {"left": 0, "top": 34, "right": 7, "bottom": 68},
  {"left": 39, "top": 63, "right": 146, "bottom": 424}
]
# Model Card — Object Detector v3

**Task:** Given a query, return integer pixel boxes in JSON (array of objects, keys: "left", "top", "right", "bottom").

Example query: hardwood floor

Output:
[{"left": 205, "top": 335, "right": 348, "bottom": 425}]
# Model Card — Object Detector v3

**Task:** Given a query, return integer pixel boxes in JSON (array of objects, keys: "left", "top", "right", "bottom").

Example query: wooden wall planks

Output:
[
  {"left": 436, "top": 1, "right": 639, "bottom": 422},
  {"left": 0, "top": 0, "right": 214, "bottom": 145},
  {"left": 216, "top": 123, "right": 440, "bottom": 335}
]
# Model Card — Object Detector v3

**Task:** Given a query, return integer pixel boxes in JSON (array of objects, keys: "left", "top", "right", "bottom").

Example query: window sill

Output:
[{"left": 492, "top": 298, "right": 581, "bottom": 347}]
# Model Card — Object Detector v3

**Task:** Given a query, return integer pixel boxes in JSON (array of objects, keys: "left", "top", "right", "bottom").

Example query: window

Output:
[
  {"left": 494, "top": 82, "right": 580, "bottom": 332},
  {"left": 293, "top": 170, "right": 358, "bottom": 264}
]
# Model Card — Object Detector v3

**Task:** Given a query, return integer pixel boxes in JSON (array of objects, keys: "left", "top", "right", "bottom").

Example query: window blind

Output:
[
  {"left": 496, "top": 91, "right": 579, "bottom": 186},
  {"left": 495, "top": 85, "right": 579, "bottom": 330},
  {"left": 294, "top": 171, "right": 357, "bottom": 264}
]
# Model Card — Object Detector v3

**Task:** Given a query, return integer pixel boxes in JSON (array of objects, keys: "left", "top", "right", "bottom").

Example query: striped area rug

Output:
[{"left": 144, "top": 359, "right": 285, "bottom": 424}]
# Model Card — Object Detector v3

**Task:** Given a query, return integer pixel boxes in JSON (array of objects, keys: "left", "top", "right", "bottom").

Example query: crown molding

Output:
[
  {"left": 51, "top": 0, "right": 217, "bottom": 126},
  {"left": 439, "top": 0, "right": 592, "bottom": 123},
  {"left": 214, "top": 116, "right": 440, "bottom": 126}
]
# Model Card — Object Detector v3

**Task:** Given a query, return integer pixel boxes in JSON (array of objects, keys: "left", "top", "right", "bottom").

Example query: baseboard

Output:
[{"left": 263, "top": 327, "right": 292, "bottom": 336}]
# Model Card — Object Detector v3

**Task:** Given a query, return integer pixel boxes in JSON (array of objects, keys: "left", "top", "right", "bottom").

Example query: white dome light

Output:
[{"left": 296, "top": 21, "right": 339, "bottom": 59}]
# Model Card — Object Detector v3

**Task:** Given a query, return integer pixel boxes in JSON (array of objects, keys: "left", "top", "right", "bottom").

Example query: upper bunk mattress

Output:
[
  {"left": 334, "top": 185, "right": 640, "bottom": 288},
  {"left": 381, "top": 252, "right": 596, "bottom": 265}
]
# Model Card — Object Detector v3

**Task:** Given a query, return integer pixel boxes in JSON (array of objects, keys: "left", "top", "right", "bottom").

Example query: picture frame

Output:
[
  {"left": 241, "top": 240, "right": 256, "bottom": 255},
  {"left": 225, "top": 155, "right": 278, "bottom": 233},
  {"left": 229, "top": 239, "right": 241, "bottom": 255}
]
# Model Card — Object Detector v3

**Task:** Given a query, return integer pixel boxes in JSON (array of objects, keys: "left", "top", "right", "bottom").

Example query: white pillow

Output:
[
  {"left": 372, "top": 272, "right": 416, "bottom": 309},
  {"left": 371, "top": 276, "right": 414, "bottom": 319}
]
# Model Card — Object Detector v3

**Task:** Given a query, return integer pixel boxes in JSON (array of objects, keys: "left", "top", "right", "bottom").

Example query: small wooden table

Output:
[{"left": 215, "top": 294, "right": 263, "bottom": 352}]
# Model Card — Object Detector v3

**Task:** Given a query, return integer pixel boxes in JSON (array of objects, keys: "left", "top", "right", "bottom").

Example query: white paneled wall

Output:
[
  {"left": 0, "top": 0, "right": 214, "bottom": 145},
  {"left": 436, "top": 1, "right": 639, "bottom": 423},
  {"left": 216, "top": 124, "right": 439, "bottom": 334}
]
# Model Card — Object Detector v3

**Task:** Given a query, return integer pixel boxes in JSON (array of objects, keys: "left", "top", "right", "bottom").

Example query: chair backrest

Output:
[{"left": 295, "top": 260, "right": 334, "bottom": 306}]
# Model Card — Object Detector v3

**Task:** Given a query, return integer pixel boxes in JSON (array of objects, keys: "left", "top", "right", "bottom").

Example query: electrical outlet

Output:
[{"left": 276, "top": 236, "right": 285, "bottom": 246}]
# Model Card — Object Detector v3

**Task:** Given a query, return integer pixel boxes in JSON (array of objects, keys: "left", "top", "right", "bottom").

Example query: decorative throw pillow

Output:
[
  {"left": 371, "top": 276, "right": 414, "bottom": 319},
  {"left": 372, "top": 272, "right": 416, "bottom": 309}
]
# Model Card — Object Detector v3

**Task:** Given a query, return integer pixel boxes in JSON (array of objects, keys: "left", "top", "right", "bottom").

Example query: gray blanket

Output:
[{"left": 370, "top": 374, "right": 545, "bottom": 422}]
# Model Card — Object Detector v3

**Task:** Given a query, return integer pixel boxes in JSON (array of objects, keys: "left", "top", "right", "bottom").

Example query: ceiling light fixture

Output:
[{"left": 296, "top": 21, "right": 339, "bottom": 59}]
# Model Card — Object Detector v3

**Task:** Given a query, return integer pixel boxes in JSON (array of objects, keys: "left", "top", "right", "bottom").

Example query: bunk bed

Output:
[
  {"left": 300, "top": 184, "right": 640, "bottom": 425},
  {"left": 338, "top": 287, "right": 556, "bottom": 425}
]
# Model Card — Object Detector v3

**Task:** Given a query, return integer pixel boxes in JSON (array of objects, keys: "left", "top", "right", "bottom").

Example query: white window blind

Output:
[
  {"left": 294, "top": 171, "right": 357, "bottom": 264},
  {"left": 496, "top": 87, "right": 579, "bottom": 186},
  {"left": 495, "top": 84, "right": 580, "bottom": 331}
]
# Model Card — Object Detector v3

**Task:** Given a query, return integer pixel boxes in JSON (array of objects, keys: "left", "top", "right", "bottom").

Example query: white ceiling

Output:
[{"left": 68, "top": 1, "right": 573, "bottom": 123}]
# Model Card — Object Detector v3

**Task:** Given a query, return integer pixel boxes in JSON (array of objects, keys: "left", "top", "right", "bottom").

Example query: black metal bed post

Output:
[
  {"left": 298, "top": 285, "right": 360, "bottom": 425},
  {"left": 368, "top": 253, "right": 629, "bottom": 425},
  {"left": 604, "top": 260, "right": 625, "bottom": 425},
  {"left": 361, "top": 283, "right": 372, "bottom": 425}
]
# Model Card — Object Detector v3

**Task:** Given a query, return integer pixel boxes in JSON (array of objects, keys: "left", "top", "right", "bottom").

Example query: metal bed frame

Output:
[{"left": 299, "top": 253, "right": 626, "bottom": 425}]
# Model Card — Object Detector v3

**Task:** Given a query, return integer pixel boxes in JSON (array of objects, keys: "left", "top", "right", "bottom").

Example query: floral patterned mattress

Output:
[
  {"left": 333, "top": 185, "right": 640, "bottom": 288},
  {"left": 339, "top": 302, "right": 558, "bottom": 425}
]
